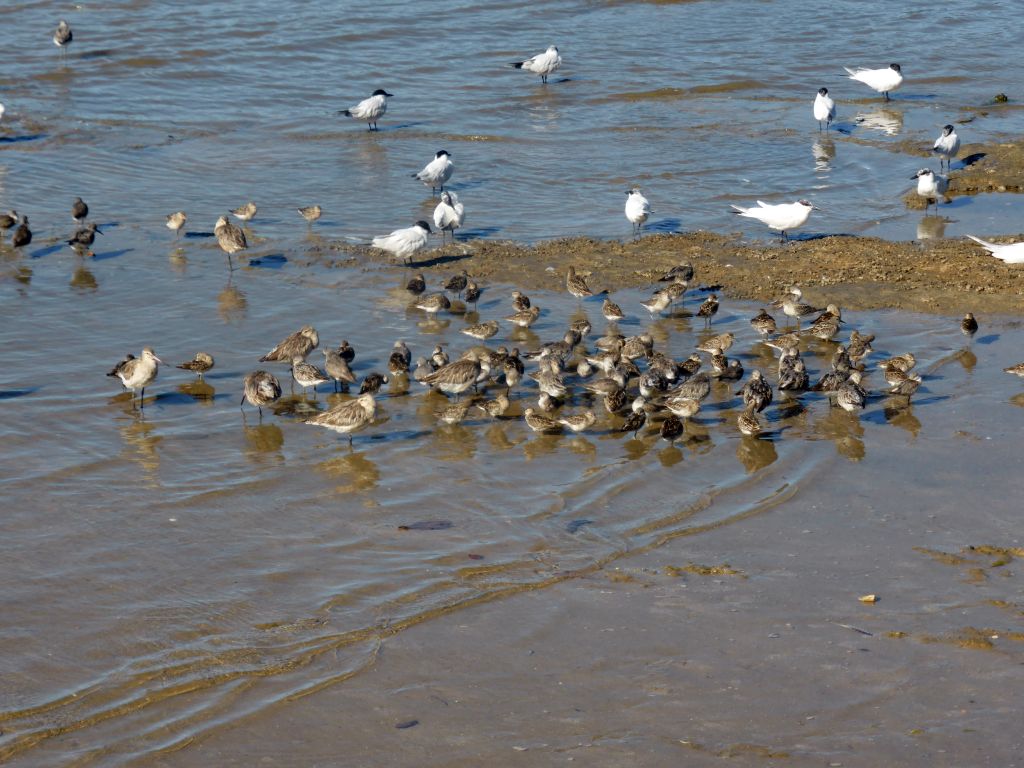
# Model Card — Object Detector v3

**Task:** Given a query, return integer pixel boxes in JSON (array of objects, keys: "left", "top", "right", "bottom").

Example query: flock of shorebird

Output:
[{"left": 101, "top": 256, "right": 1022, "bottom": 447}]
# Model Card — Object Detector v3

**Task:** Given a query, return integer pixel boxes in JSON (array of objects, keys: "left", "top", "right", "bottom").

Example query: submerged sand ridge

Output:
[{"left": 331, "top": 231, "right": 1024, "bottom": 316}]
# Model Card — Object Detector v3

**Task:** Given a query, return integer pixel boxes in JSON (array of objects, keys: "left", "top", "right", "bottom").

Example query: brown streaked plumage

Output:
[
  {"left": 176, "top": 352, "right": 215, "bottom": 377},
  {"left": 524, "top": 407, "right": 561, "bottom": 434},
  {"left": 231, "top": 201, "right": 257, "bottom": 221},
  {"left": 112, "top": 347, "right": 162, "bottom": 406},
  {"left": 166, "top": 211, "right": 187, "bottom": 236},
  {"left": 260, "top": 325, "right": 319, "bottom": 363},
  {"left": 214, "top": 214, "right": 247, "bottom": 266},
  {"left": 421, "top": 359, "right": 481, "bottom": 398},
  {"left": 960, "top": 313, "right": 979, "bottom": 337},
  {"left": 71, "top": 197, "right": 88, "bottom": 223},
  {"left": 305, "top": 393, "right": 376, "bottom": 443},
  {"left": 323, "top": 348, "right": 356, "bottom": 392},
  {"left": 12, "top": 216, "right": 32, "bottom": 248},
  {"left": 297, "top": 205, "right": 322, "bottom": 223},
  {"left": 696, "top": 294, "right": 719, "bottom": 326},
  {"left": 241, "top": 370, "right": 282, "bottom": 416},
  {"left": 566, "top": 265, "right": 594, "bottom": 299}
]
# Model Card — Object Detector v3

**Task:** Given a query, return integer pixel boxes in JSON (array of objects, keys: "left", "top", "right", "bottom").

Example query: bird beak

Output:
[
  {"left": 96, "top": 226, "right": 104, "bottom": 235},
  {"left": 909, "top": 174, "right": 919, "bottom": 180}
]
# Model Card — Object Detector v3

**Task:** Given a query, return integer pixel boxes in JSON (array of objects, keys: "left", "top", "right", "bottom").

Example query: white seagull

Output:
[
  {"left": 813, "top": 87, "right": 836, "bottom": 131},
  {"left": 964, "top": 235, "right": 1024, "bottom": 265},
  {"left": 844, "top": 63, "right": 903, "bottom": 101},
  {"left": 372, "top": 220, "right": 433, "bottom": 265},
  {"left": 433, "top": 191, "right": 465, "bottom": 242},
  {"left": 731, "top": 200, "right": 815, "bottom": 240},
  {"left": 512, "top": 45, "right": 562, "bottom": 84},
  {"left": 911, "top": 168, "right": 948, "bottom": 212},
  {"left": 340, "top": 89, "right": 393, "bottom": 131},
  {"left": 625, "top": 188, "right": 652, "bottom": 237},
  {"left": 413, "top": 150, "right": 454, "bottom": 195},
  {"left": 932, "top": 124, "right": 960, "bottom": 171}
]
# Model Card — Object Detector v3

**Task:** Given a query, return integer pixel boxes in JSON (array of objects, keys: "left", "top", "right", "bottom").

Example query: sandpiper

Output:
[
  {"left": 674, "top": 372, "right": 712, "bottom": 402},
  {"left": 337, "top": 340, "right": 355, "bottom": 363},
  {"left": 503, "top": 349, "right": 524, "bottom": 391},
  {"left": 176, "top": 352, "right": 215, "bottom": 377},
  {"left": 476, "top": 393, "right": 511, "bottom": 418},
  {"left": 602, "top": 298, "right": 624, "bottom": 322},
  {"left": 750, "top": 308, "right": 777, "bottom": 336},
  {"left": 506, "top": 305, "right": 541, "bottom": 328},
  {"left": 462, "top": 320, "right": 499, "bottom": 340},
  {"left": 406, "top": 273, "right": 426, "bottom": 294},
  {"left": 835, "top": 370, "right": 867, "bottom": 412},
  {"left": 437, "top": 400, "right": 472, "bottom": 426},
  {"left": 415, "top": 292, "right": 451, "bottom": 314},
  {"left": 431, "top": 344, "right": 449, "bottom": 369},
  {"left": 111, "top": 347, "right": 161, "bottom": 407},
  {"left": 293, "top": 361, "right": 330, "bottom": 396},
  {"left": 778, "top": 358, "right": 809, "bottom": 390},
  {"left": 878, "top": 353, "right": 916, "bottom": 373},
  {"left": 558, "top": 410, "right": 596, "bottom": 433},
  {"left": 260, "top": 325, "right": 319, "bottom": 364},
  {"left": 776, "top": 287, "right": 820, "bottom": 328},
  {"left": 306, "top": 394, "right": 376, "bottom": 443},
  {"left": 660, "top": 414, "right": 684, "bottom": 443},
  {"left": 241, "top": 370, "right": 282, "bottom": 417},
  {"left": 524, "top": 407, "right": 561, "bottom": 434},
  {"left": 697, "top": 332, "right": 735, "bottom": 354},
  {"left": 960, "top": 313, "right": 979, "bottom": 337},
  {"left": 12, "top": 216, "right": 32, "bottom": 248},
  {"left": 847, "top": 330, "right": 875, "bottom": 362},
  {"left": 443, "top": 269, "right": 469, "bottom": 297},
  {"left": 1004, "top": 362, "right": 1024, "bottom": 378},
  {"left": 421, "top": 359, "right": 481, "bottom": 399},
  {"left": 737, "top": 407, "right": 762, "bottom": 436},
  {"left": 53, "top": 20, "right": 72, "bottom": 54},
  {"left": 67, "top": 223, "right": 101, "bottom": 254},
  {"left": 665, "top": 396, "right": 700, "bottom": 420},
  {"left": 107, "top": 354, "right": 135, "bottom": 388},
  {"left": 888, "top": 373, "right": 922, "bottom": 398},
  {"left": 231, "top": 202, "right": 257, "bottom": 222},
  {"left": 738, "top": 370, "right": 772, "bottom": 413},
  {"left": 0, "top": 210, "right": 17, "bottom": 238},
  {"left": 566, "top": 265, "right": 594, "bottom": 299},
  {"left": 166, "top": 211, "right": 187, "bottom": 237},
  {"left": 324, "top": 349, "right": 356, "bottom": 392},
  {"left": 511, "top": 291, "right": 531, "bottom": 312},
  {"left": 464, "top": 281, "right": 481, "bottom": 305},
  {"left": 640, "top": 290, "right": 672, "bottom": 317},
  {"left": 359, "top": 372, "right": 389, "bottom": 394},
  {"left": 658, "top": 262, "right": 694, "bottom": 283},
  {"left": 71, "top": 197, "right": 88, "bottom": 224},
  {"left": 298, "top": 205, "right": 322, "bottom": 224},
  {"left": 388, "top": 341, "right": 412, "bottom": 375},
  {"left": 214, "top": 215, "right": 247, "bottom": 268},
  {"left": 806, "top": 304, "right": 843, "bottom": 341},
  {"left": 620, "top": 409, "right": 647, "bottom": 437},
  {"left": 765, "top": 332, "right": 801, "bottom": 353},
  {"left": 696, "top": 294, "right": 719, "bottom": 327}
]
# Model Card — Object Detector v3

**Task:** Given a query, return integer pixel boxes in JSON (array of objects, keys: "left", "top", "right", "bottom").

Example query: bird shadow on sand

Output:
[
  {"left": 29, "top": 244, "right": 65, "bottom": 259},
  {"left": 889, "top": 93, "right": 937, "bottom": 102},
  {"left": 955, "top": 152, "right": 987, "bottom": 169},
  {"left": 409, "top": 252, "right": 474, "bottom": 269},
  {"left": 786, "top": 232, "right": 857, "bottom": 242},
  {"left": 0, "top": 388, "right": 39, "bottom": 400},
  {"left": 0, "top": 133, "right": 48, "bottom": 144},
  {"left": 93, "top": 248, "right": 134, "bottom": 261},
  {"left": 373, "top": 122, "right": 429, "bottom": 133}
]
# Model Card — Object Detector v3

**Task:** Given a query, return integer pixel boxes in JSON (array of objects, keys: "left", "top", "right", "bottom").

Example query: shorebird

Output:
[
  {"left": 462, "top": 320, "right": 499, "bottom": 340},
  {"left": 503, "top": 349, "right": 524, "bottom": 392},
  {"left": 176, "top": 352, "right": 215, "bottom": 377},
  {"left": 912, "top": 169, "right": 948, "bottom": 212},
  {"left": 625, "top": 188, "right": 651, "bottom": 237},
  {"left": 12, "top": 216, "right": 32, "bottom": 248},
  {"left": 776, "top": 287, "right": 820, "bottom": 328},
  {"left": 835, "top": 370, "right": 867, "bottom": 412},
  {"left": 665, "top": 396, "right": 700, "bottom": 421},
  {"left": 602, "top": 298, "right": 624, "bottom": 322},
  {"left": 813, "top": 87, "right": 836, "bottom": 131},
  {"left": 298, "top": 205, "right": 322, "bottom": 224},
  {"left": 430, "top": 344, "right": 449, "bottom": 369},
  {"left": 505, "top": 305, "right": 541, "bottom": 328},
  {"left": 512, "top": 45, "right": 561, "bottom": 84},
  {"left": 433, "top": 191, "right": 464, "bottom": 241},
  {"left": 566, "top": 265, "right": 594, "bottom": 300},
  {"left": 437, "top": 400, "right": 472, "bottom": 426},
  {"left": 71, "top": 197, "right": 88, "bottom": 224},
  {"left": 750, "top": 308, "right": 777, "bottom": 336},
  {"left": 443, "top": 269, "right": 469, "bottom": 297},
  {"left": 231, "top": 202, "right": 257, "bottom": 222},
  {"left": 697, "top": 332, "right": 735, "bottom": 354},
  {"left": 658, "top": 262, "right": 694, "bottom": 283},
  {"left": 878, "top": 352, "right": 916, "bottom": 373},
  {"left": 166, "top": 211, "right": 186, "bottom": 237},
  {"left": 640, "top": 290, "right": 671, "bottom": 317},
  {"left": 463, "top": 281, "right": 481, "bottom": 306},
  {"left": 731, "top": 200, "right": 814, "bottom": 240},
  {"left": 844, "top": 63, "right": 903, "bottom": 101},
  {"left": 214, "top": 215, "right": 247, "bottom": 268},
  {"left": 476, "top": 393, "right": 511, "bottom": 418},
  {"left": 340, "top": 89, "right": 392, "bottom": 131},
  {"left": 674, "top": 372, "right": 712, "bottom": 402},
  {"left": 110, "top": 347, "right": 161, "bottom": 407},
  {"left": 406, "top": 273, "right": 426, "bottom": 294},
  {"left": 696, "top": 294, "right": 719, "bottom": 327},
  {"left": 359, "top": 372, "right": 389, "bottom": 394},
  {"left": 53, "top": 19, "right": 72, "bottom": 56},
  {"left": 511, "top": 290, "right": 531, "bottom": 312},
  {"left": 106, "top": 354, "right": 135, "bottom": 389},
  {"left": 241, "top": 371, "right": 282, "bottom": 417},
  {"left": 413, "top": 150, "right": 453, "bottom": 195},
  {"left": 387, "top": 340, "right": 412, "bottom": 375},
  {"left": 1004, "top": 362, "right": 1024, "bottom": 379},
  {"left": 324, "top": 348, "right": 356, "bottom": 391},
  {"left": 806, "top": 304, "right": 843, "bottom": 341},
  {"left": 293, "top": 361, "right": 330, "bottom": 396},
  {"left": 524, "top": 407, "right": 561, "bottom": 433},
  {"left": 960, "top": 313, "right": 979, "bottom": 337},
  {"left": 306, "top": 394, "right": 376, "bottom": 443},
  {"left": 888, "top": 373, "right": 922, "bottom": 398},
  {"left": 421, "top": 359, "right": 482, "bottom": 399},
  {"left": 372, "top": 220, "right": 432, "bottom": 264},
  {"left": 778, "top": 357, "right": 809, "bottom": 391},
  {"left": 337, "top": 340, "right": 355, "bottom": 364},
  {"left": 67, "top": 223, "right": 101, "bottom": 254},
  {"left": 846, "top": 330, "right": 874, "bottom": 362},
  {"left": 738, "top": 370, "right": 773, "bottom": 413},
  {"left": 260, "top": 325, "right": 319, "bottom": 364},
  {"left": 660, "top": 415, "right": 684, "bottom": 443},
  {"left": 620, "top": 409, "right": 646, "bottom": 437},
  {"left": 0, "top": 210, "right": 17, "bottom": 238},
  {"left": 933, "top": 125, "right": 960, "bottom": 171},
  {"left": 415, "top": 292, "right": 451, "bottom": 314},
  {"left": 964, "top": 235, "right": 1024, "bottom": 265},
  {"left": 737, "top": 407, "right": 762, "bottom": 436}
]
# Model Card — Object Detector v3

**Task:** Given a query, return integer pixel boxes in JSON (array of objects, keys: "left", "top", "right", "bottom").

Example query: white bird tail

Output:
[{"left": 965, "top": 234, "right": 1000, "bottom": 253}]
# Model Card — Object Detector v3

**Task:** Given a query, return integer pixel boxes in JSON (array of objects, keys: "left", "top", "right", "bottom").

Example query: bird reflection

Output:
[
  {"left": 736, "top": 435, "right": 778, "bottom": 473},
  {"left": 244, "top": 421, "right": 284, "bottom": 461},
  {"left": 855, "top": 107, "right": 903, "bottom": 136},
  {"left": 658, "top": 444, "right": 684, "bottom": 467},
  {"left": 70, "top": 264, "right": 97, "bottom": 292},
  {"left": 883, "top": 401, "right": 922, "bottom": 438},
  {"left": 916, "top": 215, "right": 948, "bottom": 240},
  {"left": 178, "top": 379, "right": 215, "bottom": 404},
  {"left": 523, "top": 433, "right": 561, "bottom": 460},
  {"left": 168, "top": 247, "right": 188, "bottom": 274},
  {"left": 812, "top": 137, "right": 835, "bottom": 172},
  {"left": 316, "top": 449, "right": 380, "bottom": 491},
  {"left": 956, "top": 347, "right": 977, "bottom": 373},
  {"left": 1010, "top": 392, "right": 1024, "bottom": 409},
  {"left": 218, "top": 280, "right": 247, "bottom": 324},
  {"left": 567, "top": 435, "right": 597, "bottom": 460},
  {"left": 814, "top": 407, "right": 865, "bottom": 462},
  {"left": 432, "top": 423, "right": 477, "bottom": 461},
  {"left": 485, "top": 422, "right": 517, "bottom": 451},
  {"left": 120, "top": 417, "right": 162, "bottom": 483}
]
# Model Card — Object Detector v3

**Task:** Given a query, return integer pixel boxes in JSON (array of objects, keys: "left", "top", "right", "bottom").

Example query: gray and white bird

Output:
[
  {"left": 844, "top": 63, "right": 903, "bottom": 100},
  {"left": 306, "top": 394, "right": 376, "bottom": 443},
  {"left": 932, "top": 125, "right": 960, "bottom": 171},
  {"left": 241, "top": 371, "right": 282, "bottom": 417},
  {"left": 413, "top": 150, "right": 454, "bottom": 195},
  {"left": 166, "top": 211, "right": 187, "bottom": 237},
  {"left": 433, "top": 191, "right": 465, "bottom": 241},
  {"left": 964, "top": 235, "right": 1024, "bottom": 265},
  {"left": 372, "top": 220, "right": 432, "bottom": 264},
  {"left": 625, "top": 188, "right": 651, "bottom": 237},
  {"left": 111, "top": 347, "right": 161, "bottom": 406},
  {"left": 912, "top": 169, "right": 948, "bottom": 211},
  {"left": 731, "top": 200, "right": 814, "bottom": 240},
  {"left": 71, "top": 197, "right": 89, "bottom": 224},
  {"left": 340, "top": 89, "right": 393, "bottom": 131},
  {"left": 53, "top": 19, "right": 72, "bottom": 52},
  {"left": 214, "top": 215, "right": 247, "bottom": 267},
  {"left": 512, "top": 45, "right": 562, "bottom": 84},
  {"left": 813, "top": 87, "right": 836, "bottom": 131}
]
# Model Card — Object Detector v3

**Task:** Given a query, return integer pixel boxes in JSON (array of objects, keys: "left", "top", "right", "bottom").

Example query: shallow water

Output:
[{"left": 2, "top": 0, "right": 1024, "bottom": 764}]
